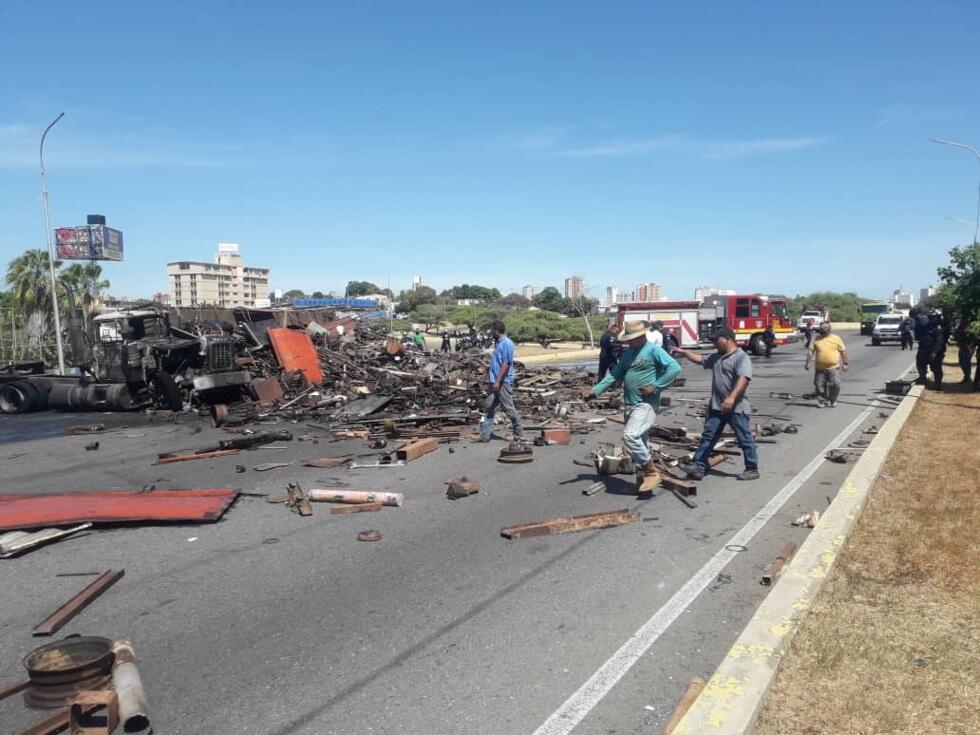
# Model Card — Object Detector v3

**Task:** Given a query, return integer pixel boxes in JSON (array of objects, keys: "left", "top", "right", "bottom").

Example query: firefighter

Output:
[
  {"left": 763, "top": 324, "right": 775, "bottom": 358},
  {"left": 914, "top": 311, "right": 947, "bottom": 389}
]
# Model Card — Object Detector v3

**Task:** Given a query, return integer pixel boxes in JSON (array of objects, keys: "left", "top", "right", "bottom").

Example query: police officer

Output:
[
  {"left": 440, "top": 330, "right": 451, "bottom": 352},
  {"left": 763, "top": 324, "right": 775, "bottom": 358},
  {"left": 914, "top": 311, "right": 948, "bottom": 390},
  {"left": 899, "top": 317, "right": 914, "bottom": 350}
]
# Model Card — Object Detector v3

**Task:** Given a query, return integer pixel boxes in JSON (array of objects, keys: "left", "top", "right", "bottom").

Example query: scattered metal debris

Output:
[{"left": 33, "top": 570, "right": 125, "bottom": 637}]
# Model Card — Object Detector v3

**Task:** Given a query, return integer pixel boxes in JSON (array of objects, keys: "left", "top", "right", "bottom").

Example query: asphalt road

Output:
[{"left": 0, "top": 331, "right": 916, "bottom": 734}]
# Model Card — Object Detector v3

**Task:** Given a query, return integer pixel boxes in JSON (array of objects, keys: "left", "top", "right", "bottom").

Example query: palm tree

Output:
[
  {"left": 5, "top": 249, "right": 62, "bottom": 316},
  {"left": 60, "top": 262, "right": 110, "bottom": 338}
]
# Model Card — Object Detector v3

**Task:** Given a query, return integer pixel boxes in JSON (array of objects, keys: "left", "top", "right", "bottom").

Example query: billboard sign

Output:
[{"left": 55, "top": 225, "right": 124, "bottom": 261}]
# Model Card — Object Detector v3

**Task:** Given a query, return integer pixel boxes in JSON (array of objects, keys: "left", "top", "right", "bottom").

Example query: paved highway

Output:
[{"left": 0, "top": 331, "right": 914, "bottom": 734}]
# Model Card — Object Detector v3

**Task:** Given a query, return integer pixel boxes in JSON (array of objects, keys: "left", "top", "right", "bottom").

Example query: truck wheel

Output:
[
  {"left": 872, "top": 337, "right": 880, "bottom": 346},
  {"left": 149, "top": 372, "right": 183, "bottom": 411},
  {"left": 750, "top": 336, "right": 766, "bottom": 357},
  {"left": 20, "top": 381, "right": 48, "bottom": 412},
  {"left": 0, "top": 382, "right": 32, "bottom": 413}
]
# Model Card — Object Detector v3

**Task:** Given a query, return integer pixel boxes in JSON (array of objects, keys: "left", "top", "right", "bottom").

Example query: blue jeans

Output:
[
  {"left": 622, "top": 403, "right": 658, "bottom": 465},
  {"left": 692, "top": 410, "right": 759, "bottom": 472},
  {"left": 480, "top": 383, "right": 524, "bottom": 440}
]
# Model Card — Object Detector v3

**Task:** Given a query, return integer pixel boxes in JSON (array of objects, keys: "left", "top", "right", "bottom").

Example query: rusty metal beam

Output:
[
  {"left": 501, "top": 509, "right": 639, "bottom": 540},
  {"left": 155, "top": 449, "right": 239, "bottom": 464},
  {"left": 33, "top": 570, "right": 125, "bottom": 637},
  {"left": 762, "top": 542, "right": 799, "bottom": 585},
  {"left": 395, "top": 438, "right": 438, "bottom": 462}
]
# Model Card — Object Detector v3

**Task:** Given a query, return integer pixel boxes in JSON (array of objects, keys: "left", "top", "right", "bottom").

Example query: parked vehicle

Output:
[
  {"left": 871, "top": 313, "right": 905, "bottom": 346},
  {"left": 615, "top": 301, "right": 701, "bottom": 348},
  {"left": 698, "top": 294, "right": 798, "bottom": 355},
  {"left": 860, "top": 302, "right": 892, "bottom": 335},
  {"left": 796, "top": 305, "right": 830, "bottom": 331}
]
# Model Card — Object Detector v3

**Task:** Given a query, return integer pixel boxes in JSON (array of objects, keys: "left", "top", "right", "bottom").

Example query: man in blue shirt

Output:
[
  {"left": 583, "top": 321, "right": 682, "bottom": 492},
  {"left": 476, "top": 320, "right": 525, "bottom": 442}
]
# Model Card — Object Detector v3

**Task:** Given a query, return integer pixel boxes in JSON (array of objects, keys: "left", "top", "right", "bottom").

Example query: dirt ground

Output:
[{"left": 755, "top": 384, "right": 980, "bottom": 735}]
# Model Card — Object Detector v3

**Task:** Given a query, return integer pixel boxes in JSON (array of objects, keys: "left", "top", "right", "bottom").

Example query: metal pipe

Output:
[
  {"left": 307, "top": 489, "right": 403, "bottom": 507},
  {"left": 111, "top": 640, "right": 151, "bottom": 734},
  {"left": 40, "top": 112, "right": 66, "bottom": 374}
]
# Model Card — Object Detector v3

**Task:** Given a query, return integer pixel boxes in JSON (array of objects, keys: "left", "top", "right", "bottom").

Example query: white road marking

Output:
[{"left": 533, "top": 364, "right": 912, "bottom": 735}]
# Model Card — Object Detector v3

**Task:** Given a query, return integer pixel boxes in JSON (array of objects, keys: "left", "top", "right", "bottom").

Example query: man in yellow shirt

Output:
[{"left": 805, "top": 322, "right": 848, "bottom": 407}]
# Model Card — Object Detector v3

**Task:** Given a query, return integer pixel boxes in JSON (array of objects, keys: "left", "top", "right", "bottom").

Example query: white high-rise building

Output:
[
  {"left": 564, "top": 276, "right": 585, "bottom": 300},
  {"left": 522, "top": 285, "right": 536, "bottom": 301},
  {"left": 605, "top": 286, "right": 619, "bottom": 306},
  {"left": 920, "top": 284, "right": 938, "bottom": 302},
  {"left": 892, "top": 288, "right": 916, "bottom": 307},
  {"left": 167, "top": 243, "right": 270, "bottom": 308}
]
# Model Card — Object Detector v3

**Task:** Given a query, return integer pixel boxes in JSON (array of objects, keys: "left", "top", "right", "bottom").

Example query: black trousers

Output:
[{"left": 916, "top": 349, "right": 944, "bottom": 384}]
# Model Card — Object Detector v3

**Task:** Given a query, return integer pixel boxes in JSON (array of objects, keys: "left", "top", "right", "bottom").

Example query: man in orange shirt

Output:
[{"left": 804, "top": 322, "right": 848, "bottom": 407}]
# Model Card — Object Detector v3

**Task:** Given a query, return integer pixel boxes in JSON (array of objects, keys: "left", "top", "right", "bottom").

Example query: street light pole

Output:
[
  {"left": 40, "top": 112, "right": 66, "bottom": 374},
  {"left": 930, "top": 138, "right": 980, "bottom": 245}
]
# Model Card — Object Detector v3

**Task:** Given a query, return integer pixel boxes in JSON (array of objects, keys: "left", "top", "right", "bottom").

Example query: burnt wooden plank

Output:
[{"left": 330, "top": 502, "right": 384, "bottom": 514}]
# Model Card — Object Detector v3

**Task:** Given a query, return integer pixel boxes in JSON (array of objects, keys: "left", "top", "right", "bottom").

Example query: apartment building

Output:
[{"left": 167, "top": 243, "right": 270, "bottom": 308}]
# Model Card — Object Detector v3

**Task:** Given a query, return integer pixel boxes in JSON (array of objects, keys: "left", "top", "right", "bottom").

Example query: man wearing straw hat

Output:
[{"left": 582, "top": 321, "right": 681, "bottom": 493}]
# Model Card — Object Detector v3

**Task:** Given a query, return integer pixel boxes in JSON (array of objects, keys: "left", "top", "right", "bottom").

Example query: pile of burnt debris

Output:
[{"left": 0, "top": 308, "right": 615, "bottom": 438}]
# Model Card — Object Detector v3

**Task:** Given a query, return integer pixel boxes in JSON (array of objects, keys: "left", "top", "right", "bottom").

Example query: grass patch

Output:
[{"left": 755, "top": 384, "right": 980, "bottom": 735}]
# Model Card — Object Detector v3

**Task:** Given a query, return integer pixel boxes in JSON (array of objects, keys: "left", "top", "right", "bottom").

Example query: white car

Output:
[{"left": 871, "top": 314, "right": 904, "bottom": 346}]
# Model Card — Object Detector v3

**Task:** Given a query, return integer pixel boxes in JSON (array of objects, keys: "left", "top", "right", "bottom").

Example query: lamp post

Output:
[
  {"left": 40, "top": 112, "right": 66, "bottom": 374},
  {"left": 931, "top": 138, "right": 980, "bottom": 245}
]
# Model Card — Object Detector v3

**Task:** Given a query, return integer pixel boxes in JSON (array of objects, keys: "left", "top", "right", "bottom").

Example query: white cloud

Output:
[
  {"left": 550, "top": 134, "right": 824, "bottom": 160},
  {"left": 876, "top": 103, "right": 952, "bottom": 127}
]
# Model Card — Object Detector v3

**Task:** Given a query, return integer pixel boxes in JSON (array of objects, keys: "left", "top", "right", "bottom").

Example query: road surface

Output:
[{"left": 0, "top": 331, "right": 914, "bottom": 734}]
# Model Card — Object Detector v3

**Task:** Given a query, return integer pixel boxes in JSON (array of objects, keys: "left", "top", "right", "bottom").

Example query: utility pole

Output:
[
  {"left": 931, "top": 138, "right": 980, "bottom": 245},
  {"left": 40, "top": 112, "right": 66, "bottom": 374}
]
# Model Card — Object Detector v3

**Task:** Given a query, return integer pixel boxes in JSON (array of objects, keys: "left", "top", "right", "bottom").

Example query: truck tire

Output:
[
  {"left": 872, "top": 337, "right": 881, "bottom": 346},
  {"left": 21, "top": 380, "right": 48, "bottom": 412},
  {"left": 0, "top": 382, "right": 33, "bottom": 413},
  {"left": 749, "top": 335, "right": 766, "bottom": 357},
  {"left": 150, "top": 371, "right": 183, "bottom": 411}
]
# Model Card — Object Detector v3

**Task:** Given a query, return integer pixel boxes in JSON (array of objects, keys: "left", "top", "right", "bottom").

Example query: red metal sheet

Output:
[
  {"left": 0, "top": 489, "right": 239, "bottom": 532},
  {"left": 267, "top": 328, "right": 323, "bottom": 386}
]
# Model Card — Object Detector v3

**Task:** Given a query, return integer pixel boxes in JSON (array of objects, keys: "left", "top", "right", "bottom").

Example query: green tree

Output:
[
  {"left": 496, "top": 292, "right": 530, "bottom": 309},
  {"left": 311, "top": 291, "right": 326, "bottom": 299},
  {"left": 410, "top": 303, "right": 444, "bottom": 331},
  {"left": 5, "top": 249, "right": 62, "bottom": 316},
  {"left": 346, "top": 280, "right": 383, "bottom": 296},
  {"left": 785, "top": 292, "right": 877, "bottom": 323},
  {"left": 283, "top": 289, "right": 306, "bottom": 300},
  {"left": 396, "top": 286, "right": 438, "bottom": 313},
  {"left": 532, "top": 286, "right": 570, "bottom": 313},
  {"left": 938, "top": 242, "right": 980, "bottom": 340}
]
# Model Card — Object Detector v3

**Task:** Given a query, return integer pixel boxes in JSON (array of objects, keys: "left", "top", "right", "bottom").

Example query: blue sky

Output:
[{"left": 2, "top": 0, "right": 979, "bottom": 302}]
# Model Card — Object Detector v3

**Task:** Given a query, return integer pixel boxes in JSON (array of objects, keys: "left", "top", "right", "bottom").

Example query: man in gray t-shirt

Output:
[{"left": 671, "top": 327, "right": 760, "bottom": 481}]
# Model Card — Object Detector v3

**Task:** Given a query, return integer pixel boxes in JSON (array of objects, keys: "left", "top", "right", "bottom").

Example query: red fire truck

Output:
[
  {"left": 699, "top": 294, "right": 797, "bottom": 354},
  {"left": 615, "top": 301, "right": 703, "bottom": 348},
  {"left": 616, "top": 294, "right": 797, "bottom": 355}
]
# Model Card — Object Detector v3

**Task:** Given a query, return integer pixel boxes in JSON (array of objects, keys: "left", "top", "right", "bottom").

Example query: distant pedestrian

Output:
[
  {"left": 413, "top": 329, "right": 426, "bottom": 350},
  {"left": 663, "top": 328, "right": 680, "bottom": 351},
  {"left": 803, "top": 319, "right": 814, "bottom": 349},
  {"left": 646, "top": 320, "right": 664, "bottom": 347},
  {"left": 583, "top": 321, "right": 681, "bottom": 493},
  {"left": 440, "top": 331, "right": 451, "bottom": 353},
  {"left": 805, "top": 322, "right": 848, "bottom": 407},
  {"left": 672, "top": 327, "right": 760, "bottom": 481},
  {"left": 953, "top": 320, "right": 975, "bottom": 384},
  {"left": 914, "top": 312, "right": 948, "bottom": 390},
  {"left": 597, "top": 322, "right": 623, "bottom": 382},
  {"left": 763, "top": 324, "right": 775, "bottom": 358},
  {"left": 899, "top": 318, "right": 914, "bottom": 350},
  {"left": 475, "top": 321, "right": 524, "bottom": 442}
]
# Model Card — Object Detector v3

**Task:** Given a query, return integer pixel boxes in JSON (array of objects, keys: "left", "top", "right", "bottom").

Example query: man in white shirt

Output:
[{"left": 646, "top": 320, "right": 664, "bottom": 347}]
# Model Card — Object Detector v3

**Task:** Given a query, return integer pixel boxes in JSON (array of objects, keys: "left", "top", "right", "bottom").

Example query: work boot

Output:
[
  {"left": 678, "top": 459, "right": 705, "bottom": 480},
  {"left": 737, "top": 469, "right": 760, "bottom": 481},
  {"left": 636, "top": 460, "right": 662, "bottom": 495}
]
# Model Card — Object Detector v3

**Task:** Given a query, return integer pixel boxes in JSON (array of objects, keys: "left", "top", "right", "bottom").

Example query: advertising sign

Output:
[{"left": 55, "top": 225, "right": 125, "bottom": 261}]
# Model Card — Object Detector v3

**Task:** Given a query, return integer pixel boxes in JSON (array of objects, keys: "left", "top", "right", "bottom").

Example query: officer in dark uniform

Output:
[
  {"left": 899, "top": 317, "right": 914, "bottom": 350},
  {"left": 763, "top": 324, "right": 775, "bottom": 358},
  {"left": 440, "top": 331, "right": 451, "bottom": 352},
  {"left": 914, "top": 311, "right": 948, "bottom": 389},
  {"left": 597, "top": 323, "right": 623, "bottom": 381}
]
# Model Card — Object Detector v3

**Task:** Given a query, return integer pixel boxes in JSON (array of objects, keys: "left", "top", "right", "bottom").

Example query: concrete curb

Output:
[{"left": 672, "top": 384, "right": 924, "bottom": 734}]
